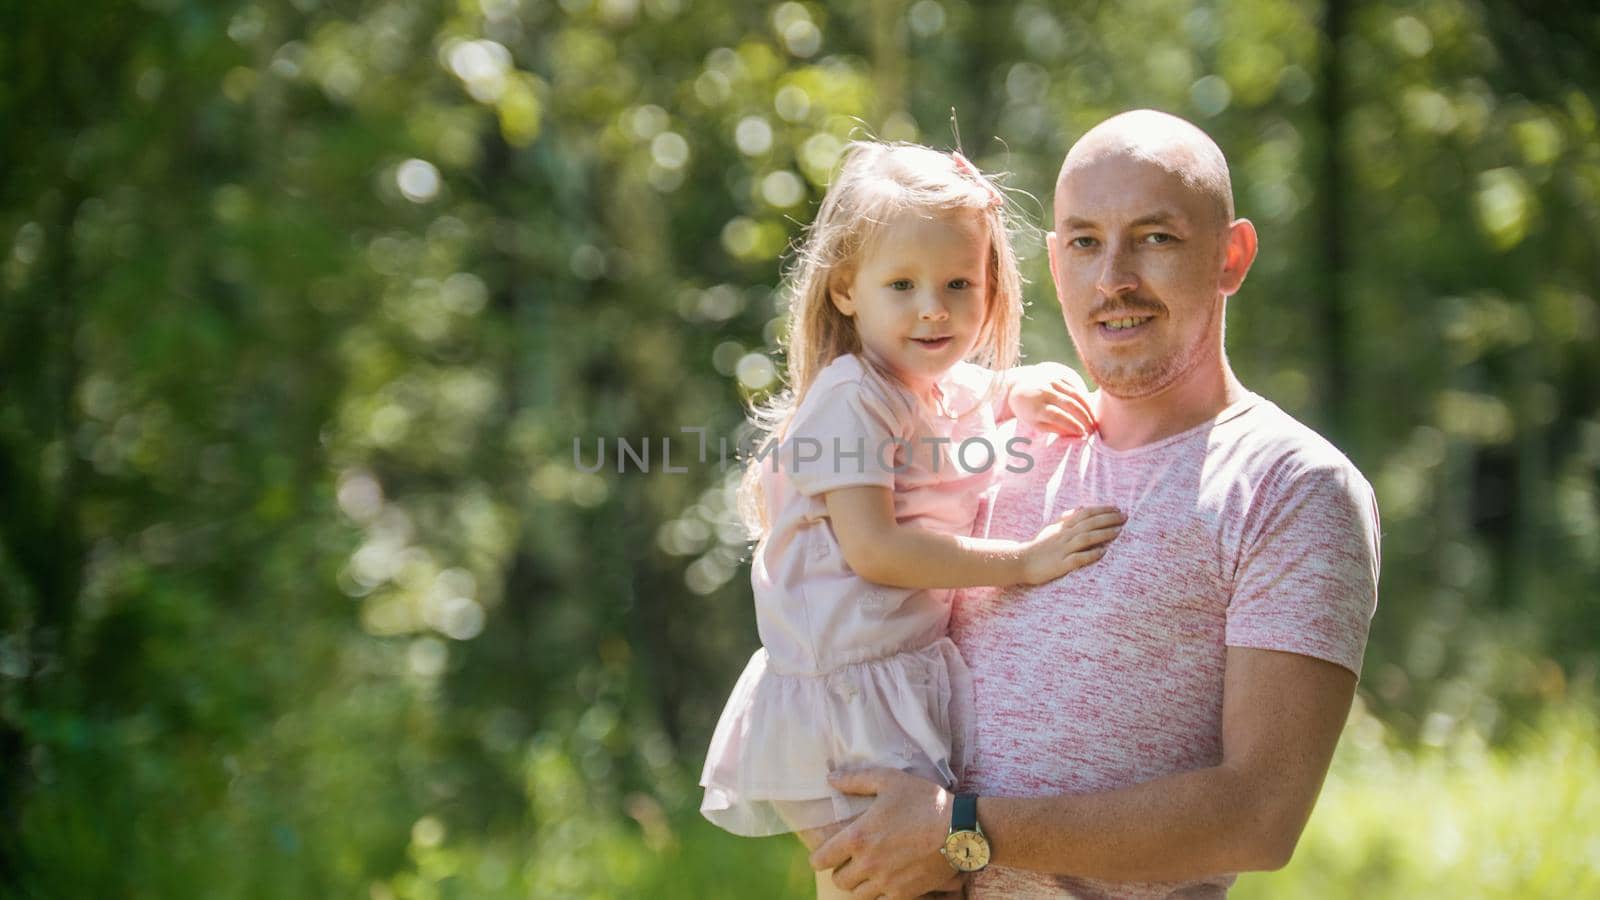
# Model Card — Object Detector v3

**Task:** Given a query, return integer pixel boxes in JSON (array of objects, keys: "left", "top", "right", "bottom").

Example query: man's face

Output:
[{"left": 1049, "top": 153, "right": 1231, "bottom": 400}]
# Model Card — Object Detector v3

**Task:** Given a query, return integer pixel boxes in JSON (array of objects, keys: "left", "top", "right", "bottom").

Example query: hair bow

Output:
[{"left": 951, "top": 151, "right": 1005, "bottom": 208}]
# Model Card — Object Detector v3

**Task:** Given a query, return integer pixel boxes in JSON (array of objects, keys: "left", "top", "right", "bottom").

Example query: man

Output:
[{"left": 808, "top": 109, "right": 1382, "bottom": 898}]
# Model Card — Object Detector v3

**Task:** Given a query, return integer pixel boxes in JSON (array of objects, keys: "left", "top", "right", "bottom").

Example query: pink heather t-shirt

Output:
[{"left": 949, "top": 392, "right": 1381, "bottom": 899}]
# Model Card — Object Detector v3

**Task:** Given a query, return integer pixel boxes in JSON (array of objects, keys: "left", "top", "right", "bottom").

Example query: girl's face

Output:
[{"left": 829, "top": 208, "right": 991, "bottom": 395}]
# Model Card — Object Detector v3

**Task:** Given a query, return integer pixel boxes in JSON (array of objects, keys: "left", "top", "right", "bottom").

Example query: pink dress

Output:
[{"left": 700, "top": 353, "right": 1007, "bottom": 836}]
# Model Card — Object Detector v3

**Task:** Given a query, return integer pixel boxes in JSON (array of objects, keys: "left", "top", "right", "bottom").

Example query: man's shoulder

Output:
[{"left": 1222, "top": 395, "right": 1374, "bottom": 498}]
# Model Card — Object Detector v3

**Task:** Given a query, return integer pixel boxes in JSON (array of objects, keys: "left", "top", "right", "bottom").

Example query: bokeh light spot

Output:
[
  {"left": 761, "top": 170, "right": 805, "bottom": 207},
  {"left": 1190, "top": 75, "right": 1232, "bottom": 117},
  {"left": 396, "top": 159, "right": 441, "bottom": 203},
  {"left": 735, "top": 352, "right": 776, "bottom": 390},
  {"left": 735, "top": 116, "right": 773, "bottom": 156},
  {"left": 909, "top": 0, "right": 945, "bottom": 37}
]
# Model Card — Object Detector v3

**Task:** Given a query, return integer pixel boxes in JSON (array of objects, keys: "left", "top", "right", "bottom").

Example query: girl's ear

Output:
[
  {"left": 979, "top": 247, "right": 1001, "bottom": 326},
  {"left": 829, "top": 283, "right": 855, "bottom": 316}
]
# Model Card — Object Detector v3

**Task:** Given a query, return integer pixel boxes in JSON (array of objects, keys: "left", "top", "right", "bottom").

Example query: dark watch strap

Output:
[{"left": 952, "top": 792, "right": 979, "bottom": 831}]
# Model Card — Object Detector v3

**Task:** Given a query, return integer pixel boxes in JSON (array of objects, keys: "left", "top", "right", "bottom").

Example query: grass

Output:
[
  {"left": 642, "top": 698, "right": 1600, "bottom": 899},
  {"left": 12, "top": 698, "right": 1597, "bottom": 898}
]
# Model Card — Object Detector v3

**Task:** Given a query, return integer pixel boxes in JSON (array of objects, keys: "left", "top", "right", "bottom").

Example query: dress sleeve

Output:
[
  {"left": 945, "top": 362, "right": 1010, "bottom": 419},
  {"left": 781, "top": 377, "right": 904, "bottom": 497},
  {"left": 1224, "top": 463, "right": 1382, "bottom": 678}
]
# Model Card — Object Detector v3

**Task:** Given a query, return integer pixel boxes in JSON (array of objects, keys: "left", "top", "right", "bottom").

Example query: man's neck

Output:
[{"left": 1092, "top": 362, "right": 1248, "bottom": 451}]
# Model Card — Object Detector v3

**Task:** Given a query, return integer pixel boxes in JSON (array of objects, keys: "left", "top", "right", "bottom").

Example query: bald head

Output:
[{"left": 1059, "top": 110, "right": 1234, "bottom": 227}]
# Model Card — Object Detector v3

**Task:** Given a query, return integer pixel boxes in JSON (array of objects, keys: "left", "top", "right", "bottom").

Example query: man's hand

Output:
[
  {"left": 1007, "top": 363, "right": 1096, "bottom": 436},
  {"left": 808, "top": 769, "right": 966, "bottom": 899}
]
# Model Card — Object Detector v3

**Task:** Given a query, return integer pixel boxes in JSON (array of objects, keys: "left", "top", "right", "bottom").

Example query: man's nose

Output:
[{"left": 1096, "top": 243, "right": 1138, "bottom": 297}]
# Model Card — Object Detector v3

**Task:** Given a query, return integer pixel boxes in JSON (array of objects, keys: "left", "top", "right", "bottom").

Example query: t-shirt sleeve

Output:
[
  {"left": 1225, "top": 463, "right": 1382, "bottom": 678},
  {"left": 781, "top": 377, "right": 902, "bottom": 497}
]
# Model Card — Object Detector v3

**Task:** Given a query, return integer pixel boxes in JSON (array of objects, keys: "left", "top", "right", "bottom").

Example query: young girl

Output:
[{"left": 699, "top": 141, "right": 1122, "bottom": 891}]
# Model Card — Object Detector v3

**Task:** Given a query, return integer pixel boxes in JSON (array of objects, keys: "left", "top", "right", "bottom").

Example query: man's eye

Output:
[
  {"left": 889, "top": 279, "right": 913, "bottom": 290},
  {"left": 948, "top": 278, "right": 972, "bottom": 290},
  {"left": 1143, "top": 233, "right": 1175, "bottom": 245}
]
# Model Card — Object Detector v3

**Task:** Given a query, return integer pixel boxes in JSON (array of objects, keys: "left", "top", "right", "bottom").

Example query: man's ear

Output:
[
  {"left": 1219, "top": 218, "right": 1258, "bottom": 296},
  {"left": 1045, "top": 231, "right": 1064, "bottom": 303}
]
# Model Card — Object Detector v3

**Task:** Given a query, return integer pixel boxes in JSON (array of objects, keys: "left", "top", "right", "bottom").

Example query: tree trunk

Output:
[{"left": 1316, "top": 0, "right": 1350, "bottom": 442}]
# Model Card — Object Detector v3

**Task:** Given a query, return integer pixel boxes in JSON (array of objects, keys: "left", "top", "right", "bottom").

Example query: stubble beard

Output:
[
  {"left": 1084, "top": 350, "right": 1183, "bottom": 400},
  {"left": 1074, "top": 302, "right": 1219, "bottom": 401}
]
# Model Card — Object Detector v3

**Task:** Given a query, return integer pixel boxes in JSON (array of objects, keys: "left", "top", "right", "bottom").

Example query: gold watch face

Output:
[{"left": 943, "top": 829, "right": 991, "bottom": 872}]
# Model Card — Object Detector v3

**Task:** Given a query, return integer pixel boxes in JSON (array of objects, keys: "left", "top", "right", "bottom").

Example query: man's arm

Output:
[
  {"left": 980, "top": 646, "right": 1356, "bottom": 877},
  {"left": 811, "top": 646, "right": 1356, "bottom": 897}
]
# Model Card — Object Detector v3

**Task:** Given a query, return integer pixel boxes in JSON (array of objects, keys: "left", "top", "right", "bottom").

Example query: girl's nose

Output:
[{"left": 917, "top": 291, "right": 950, "bottom": 320}]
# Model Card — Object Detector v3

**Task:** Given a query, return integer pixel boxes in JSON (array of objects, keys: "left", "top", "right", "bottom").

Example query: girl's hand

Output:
[
  {"left": 1019, "top": 505, "right": 1124, "bottom": 585},
  {"left": 1009, "top": 363, "right": 1097, "bottom": 437}
]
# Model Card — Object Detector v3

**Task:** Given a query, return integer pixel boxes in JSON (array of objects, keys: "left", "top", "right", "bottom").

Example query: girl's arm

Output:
[
  {"left": 996, "top": 362, "right": 1097, "bottom": 435},
  {"left": 823, "top": 485, "right": 1123, "bottom": 589}
]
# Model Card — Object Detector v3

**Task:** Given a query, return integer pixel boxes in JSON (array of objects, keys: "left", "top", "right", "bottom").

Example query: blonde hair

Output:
[{"left": 739, "top": 140, "right": 1025, "bottom": 534}]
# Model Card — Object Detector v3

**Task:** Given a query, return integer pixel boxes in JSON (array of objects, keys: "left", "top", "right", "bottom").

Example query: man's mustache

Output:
[{"left": 1087, "top": 296, "right": 1166, "bottom": 320}]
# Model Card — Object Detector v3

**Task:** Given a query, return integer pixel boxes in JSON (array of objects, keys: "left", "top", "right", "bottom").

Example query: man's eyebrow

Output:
[
  {"left": 1130, "top": 209, "right": 1185, "bottom": 227},
  {"left": 1060, "top": 210, "right": 1187, "bottom": 230}
]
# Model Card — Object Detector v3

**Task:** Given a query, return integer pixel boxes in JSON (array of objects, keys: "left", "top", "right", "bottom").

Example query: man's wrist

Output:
[{"left": 941, "top": 791, "right": 992, "bottom": 872}]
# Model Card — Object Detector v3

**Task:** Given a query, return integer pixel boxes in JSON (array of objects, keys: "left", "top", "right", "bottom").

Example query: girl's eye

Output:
[
  {"left": 889, "top": 279, "right": 913, "bottom": 291},
  {"left": 1069, "top": 236, "right": 1097, "bottom": 250},
  {"left": 947, "top": 278, "right": 971, "bottom": 290}
]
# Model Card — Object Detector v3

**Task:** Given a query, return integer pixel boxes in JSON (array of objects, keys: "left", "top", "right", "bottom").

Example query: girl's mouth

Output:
[{"left": 912, "top": 337, "right": 953, "bottom": 350}]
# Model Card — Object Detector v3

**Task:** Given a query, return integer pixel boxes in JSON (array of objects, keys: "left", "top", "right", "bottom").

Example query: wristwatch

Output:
[{"left": 940, "top": 792, "right": 991, "bottom": 873}]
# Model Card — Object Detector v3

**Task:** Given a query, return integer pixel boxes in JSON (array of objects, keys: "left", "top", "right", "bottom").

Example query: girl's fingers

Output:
[
  {"left": 1059, "top": 506, "right": 1120, "bottom": 525},
  {"left": 1050, "top": 380, "right": 1089, "bottom": 402},
  {"left": 1039, "top": 407, "right": 1085, "bottom": 436},
  {"left": 1056, "top": 507, "right": 1092, "bottom": 526},
  {"left": 1060, "top": 512, "right": 1125, "bottom": 534},
  {"left": 1068, "top": 547, "right": 1108, "bottom": 568},
  {"left": 1039, "top": 408, "right": 1082, "bottom": 435},
  {"left": 1083, "top": 511, "right": 1126, "bottom": 529},
  {"left": 1030, "top": 407, "right": 1062, "bottom": 431},
  {"left": 1039, "top": 393, "right": 1096, "bottom": 435},
  {"left": 1066, "top": 525, "right": 1122, "bottom": 551},
  {"left": 1057, "top": 392, "right": 1097, "bottom": 428}
]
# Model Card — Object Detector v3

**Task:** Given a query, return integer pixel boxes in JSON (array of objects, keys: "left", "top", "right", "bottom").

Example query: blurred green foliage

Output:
[{"left": 1, "top": 0, "right": 1596, "bottom": 896}]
